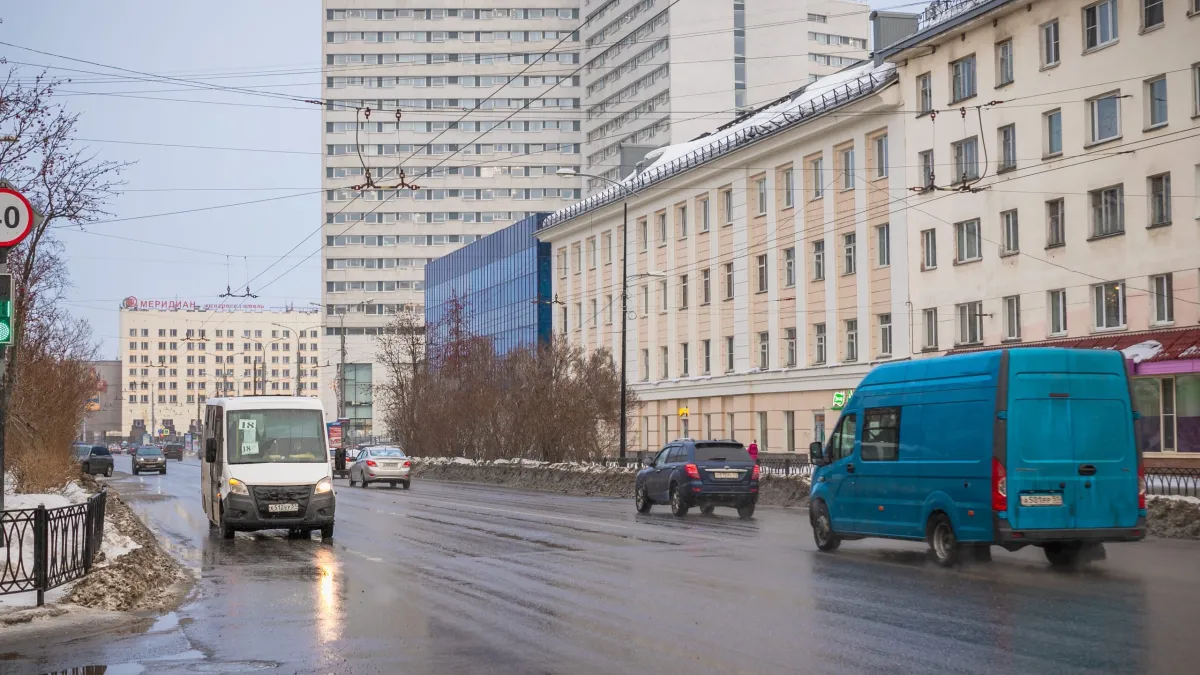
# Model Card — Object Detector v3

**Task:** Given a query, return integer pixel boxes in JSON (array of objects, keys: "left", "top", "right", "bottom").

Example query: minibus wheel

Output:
[
  {"left": 811, "top": 501, "right": 840, "bottom": 551},
  {"left": 927, "top": 513, "right": 959, "bottom": 567}
]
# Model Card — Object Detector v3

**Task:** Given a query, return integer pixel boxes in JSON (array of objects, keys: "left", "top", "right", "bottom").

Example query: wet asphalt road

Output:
[{"left": 3, "top": 456, "right": 1200, "bottom": 675}]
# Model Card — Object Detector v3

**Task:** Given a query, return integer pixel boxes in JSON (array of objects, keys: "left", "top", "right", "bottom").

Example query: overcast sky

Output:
[{"left": 3, "top": 1, "right": 904, "bottom": 359}]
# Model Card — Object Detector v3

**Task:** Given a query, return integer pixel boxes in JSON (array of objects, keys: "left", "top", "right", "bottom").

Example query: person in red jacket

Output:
[{"left": 747, "top": 440, "right": 759, "bottom": 463}]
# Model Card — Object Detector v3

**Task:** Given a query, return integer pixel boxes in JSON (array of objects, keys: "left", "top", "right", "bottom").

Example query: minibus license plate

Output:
[
  {"left": 268, "top": 503, "right": 300, "bottom": 513},
  {"left": 1020, "top": 494, "right": 1063, "bottom": 507},
  {"left": 713, "top": 472, "right": 738, "bottom": 479}
]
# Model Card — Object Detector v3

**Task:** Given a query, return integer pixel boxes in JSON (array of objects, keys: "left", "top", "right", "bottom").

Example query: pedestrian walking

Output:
[{"left": 747, "top": 440, "right": 759, "bottom": 463}]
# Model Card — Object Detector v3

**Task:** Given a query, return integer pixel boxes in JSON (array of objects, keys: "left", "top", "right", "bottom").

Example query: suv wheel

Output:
[
  {"left": 736, "top": 502, "right": 755, "bottom": 520},
  {"left": 635, "top": 487, "right": 652, "bottom": 513},
  {"left": 669, "top": 484, "right": 689, "bottom": 518},
  {"left": 104, "top": 466, "right": 113, "bottom": 478}
]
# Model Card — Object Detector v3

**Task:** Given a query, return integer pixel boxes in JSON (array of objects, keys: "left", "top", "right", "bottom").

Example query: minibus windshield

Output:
[{"left": 226, "top": 409, "right": 326, "bottom": 464}]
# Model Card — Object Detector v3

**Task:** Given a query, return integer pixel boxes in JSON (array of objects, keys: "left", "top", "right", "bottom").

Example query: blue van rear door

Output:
[{"left": 1007, "top": 350, "right": 1139, "bottom": 532}]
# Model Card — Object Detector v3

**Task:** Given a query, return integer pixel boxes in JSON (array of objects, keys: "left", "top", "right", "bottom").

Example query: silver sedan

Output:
[{"left": 349, "top": 446, "right": 412, "bottom": 489}]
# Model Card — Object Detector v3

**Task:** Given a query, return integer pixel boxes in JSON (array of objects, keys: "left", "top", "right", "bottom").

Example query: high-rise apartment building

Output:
[
  {"left": 581, "top": 0, "right": 870, "bottom": 189},
  {"left": 321, "top": 2, "right": 586, "bottom": 438}
]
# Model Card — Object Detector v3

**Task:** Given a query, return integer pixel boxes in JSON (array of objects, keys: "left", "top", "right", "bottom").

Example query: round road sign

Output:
[{"left": 0, "top": 187, "right": 35, "bottom": 247}]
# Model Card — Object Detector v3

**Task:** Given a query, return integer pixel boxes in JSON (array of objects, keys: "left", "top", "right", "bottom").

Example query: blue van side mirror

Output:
[{"left": 809, "top": 441, "right": 826, "bottom": 465}]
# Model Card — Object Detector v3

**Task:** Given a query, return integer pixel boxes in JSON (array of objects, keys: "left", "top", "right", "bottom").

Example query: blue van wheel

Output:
[
  {"left": 811, "top": 501, "right": 841, "bottom": 551},
  {"left": 927, "top": 513, "right": 959, "bottom": 567}
]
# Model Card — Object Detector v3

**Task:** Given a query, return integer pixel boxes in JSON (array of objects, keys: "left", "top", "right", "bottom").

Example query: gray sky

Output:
[
  {"left": 3, "top": 1, "right": 322, "bottom": 359},
  {"left": 4, "top": 0, "right": 905, "bottom": 359}
]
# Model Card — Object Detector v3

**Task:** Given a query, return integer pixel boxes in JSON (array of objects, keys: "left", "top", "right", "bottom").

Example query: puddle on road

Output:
[{"left": 40, "top": 661, "right": 278, "bottom": 675}]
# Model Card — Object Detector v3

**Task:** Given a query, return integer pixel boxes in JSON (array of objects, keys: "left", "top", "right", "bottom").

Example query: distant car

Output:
[
  {"left": 635, "top": 439, "right": 760, "bottom": 519},
  {"left": 163, "top": 443, "right": 184, "bottom": 461},
  {"left": 133, "top": 446, "right": 167, "bottom": 475},
  {"left": 75, "top": 444, "right": 114, "bottom": 477},
  {"left": 349, "top": 446, "right": 411, "bottom": 489}
]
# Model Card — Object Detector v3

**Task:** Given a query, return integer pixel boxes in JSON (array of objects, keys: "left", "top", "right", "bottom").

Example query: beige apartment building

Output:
[
  {"left": 118, "top": 301, "right": 323, "bottom": 441},
  {"left": 540, "top": 62, "right": 905, "bottom": 453},
  {"left": 581, "top": 0, "right": 871, "bottom": 189},
  {"left": 320, "top": 1, "right": 586, "bottom": 438},
  {"left": 874, "top": 0, "right": 1200, "bottom": 464}
]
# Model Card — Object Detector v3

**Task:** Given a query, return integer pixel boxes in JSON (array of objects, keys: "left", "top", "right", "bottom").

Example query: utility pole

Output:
[{"left": 338, "top": 312, "right": 346, "bottom": 419}]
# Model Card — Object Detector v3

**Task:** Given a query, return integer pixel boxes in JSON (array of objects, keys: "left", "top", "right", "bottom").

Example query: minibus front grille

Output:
[{"left": 251, "top": 485, "right": 312, "bottom": 518}]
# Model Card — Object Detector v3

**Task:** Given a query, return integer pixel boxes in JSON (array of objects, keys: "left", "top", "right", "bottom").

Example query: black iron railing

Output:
[{"left": 1, "top": 489, "right": 107, "bottom": 606}]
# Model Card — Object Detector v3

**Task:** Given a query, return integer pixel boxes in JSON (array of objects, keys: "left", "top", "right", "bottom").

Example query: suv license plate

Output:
[
  {"left": 1020, "top": 494, "right": 1063, "bottom": 507},
  {"left": 268, "top": 503, "right": 300, "bottom": 513},
  {"left": 713, "top": 472, "right": 738, "bottom": 479}
]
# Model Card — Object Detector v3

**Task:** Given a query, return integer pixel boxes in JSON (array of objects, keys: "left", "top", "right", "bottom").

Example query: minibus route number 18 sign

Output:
[{"left": 0, "top": 187, "right": 35, "bottom": 248}]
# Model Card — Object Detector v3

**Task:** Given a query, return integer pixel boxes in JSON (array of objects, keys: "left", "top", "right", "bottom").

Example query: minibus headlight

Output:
[
  {"left": 314, "top": 477, "right": 333, "bottom": 494},
  {"left": 227, "top": 478, "right": 249, "bottom": 496}
]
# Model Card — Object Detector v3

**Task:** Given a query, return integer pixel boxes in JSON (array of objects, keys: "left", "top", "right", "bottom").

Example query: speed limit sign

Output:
[{"left": 0, "top": 187, "right": 35, "bottom": 247}]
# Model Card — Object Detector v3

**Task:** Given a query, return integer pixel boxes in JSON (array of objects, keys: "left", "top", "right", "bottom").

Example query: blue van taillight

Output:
[
  {"left": 1138, "top": 464, "right": 1146, "bottom": 509},
  {"left": 991, "top": 457, "right": 1007, "bottom": 512}
]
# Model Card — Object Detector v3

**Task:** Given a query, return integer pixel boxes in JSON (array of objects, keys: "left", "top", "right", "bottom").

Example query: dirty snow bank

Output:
[
  {"left": 1146, "top": 496, "right": 1200, "bottom": 540},
  {"left": 409, "top": 458, "right": 811, "bottom": 507}
]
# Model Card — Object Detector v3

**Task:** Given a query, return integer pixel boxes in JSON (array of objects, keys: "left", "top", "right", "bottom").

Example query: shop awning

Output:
[{"left": 946, "top": 327, "right": 1200, "bottom": 367}]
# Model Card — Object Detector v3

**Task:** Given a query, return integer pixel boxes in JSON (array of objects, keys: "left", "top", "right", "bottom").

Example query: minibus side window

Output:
[
  {"left": 829, "top": 413, "right": 858, "bottom": 461},
  {"left": 862, "top": 407, "right": 901, "bottom": 461}
]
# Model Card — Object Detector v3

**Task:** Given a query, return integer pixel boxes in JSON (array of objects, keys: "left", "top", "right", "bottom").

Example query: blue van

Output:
[{"left": 808, "top": 348, "right": 1147, "bottom": 567}]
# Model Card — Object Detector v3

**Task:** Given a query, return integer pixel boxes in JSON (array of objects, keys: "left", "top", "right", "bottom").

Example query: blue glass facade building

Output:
[{"left": 425, "top": 213, "right": 552, "bottom": 355}]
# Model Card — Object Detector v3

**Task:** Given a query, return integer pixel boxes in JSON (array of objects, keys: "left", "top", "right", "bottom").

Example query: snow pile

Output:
[
  {"left": 1146, "top": 497, "right": 1200, "bottom": 540},
  {"left": 1121, "top": 340, "right": 1163, "bottom": 364}
]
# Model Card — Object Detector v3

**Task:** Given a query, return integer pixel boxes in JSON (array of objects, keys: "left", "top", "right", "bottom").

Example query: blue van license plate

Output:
[{"left": 1020, "top": 494, "right": 1063, "bottom": 507}]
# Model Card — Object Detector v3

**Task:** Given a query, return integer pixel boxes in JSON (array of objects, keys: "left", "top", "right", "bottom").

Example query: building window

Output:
[
  {"left": 785, "top": 328, "right": 797, "bottom": 367},
  {"left": 639, "top": 221, "right": 648, "bottom": 251},
  {"left": 998, "top": 124, "right": 1017, "bottom": 171},
  {"left": 923, "top": 308, "right": 938, "bottom": 349},
  {"left": 783, "top": 248, "right": 796, "bottom": 287},
  {"left": 1149, "top": 173, "right": 1171, "bottom": 225},
  {"left": 811, "top": 158, "right": 824, "bottom": 197},
  {"left": 919, "top": 150, "right": 935, "bottom": 189},
  {"left": 1146, "top": 76, "right": 1168, "bottom": 129},
  {"left": 557, "top": 248, "right": 567, "bottom": 277},
  {"left": 1093, "top": 281, "right": 1126, "bottom": 329},
  {"left": 601, "top": 232, "right": 612, "bottom": 265},
  {"left": 841, "top": 148, "right": 855, "bottom": 189},
  {"left": 758, "top": 332, "right": 770, "bottom": 369},
  {"left": 1003, "top": 296, "right": 1022, "bottom": 340},
  {"left": 957, "top": 301, "right": 984, "bottom": 345},
  {"left": 1090, "top": 184, "right": 1124, "bottom": 236},
  {"left": 1001, "top": 209, "right": 1020, "bottom": 254},
  {"left": 1047, "top": 199, "right": 1066, "bottom": 246},
  {"left": 1194, "top": 64, "right": 1200, "bottom": 117},
  {"left": 918, "top": 72, "right": 932, "bottom": 113},
  {"left": 678, "top": 205, "right": 688, "bottom": 238},
  {"left": 879, "top": 314, "right": 892, "bottom": 356},
  {"left": 659, "top": 280, "right": 668, "bottom": 312},
  {"left": 724, "top": 263, "right": 735, "bottom": 300},
  {"left": 589, "top": 299, "right": 598, "bottom": 326},
  {"left": 701, "top": 268, "right": 712, "bottom": 304},
  {"left": 845, "top": 320, "right": 858, "bottom": 362},
  {"left": 814, "top": 323, "right": 827, "bottom": 364},
  {"left": 1089, "top": 92, "right": 1121, "bottom": 143},
  {"left": 586, "top": 238, "right": 597, "bottom": 269},
  {"left": 921, "top": 228, "right": 938, "bottom": 270},
  {"left": 605, "top": 296, "right": 614, "bottom": 325},
  {"left": 722, "top": 189, "right": 733, "bottom": 224},
  {"left": 876, "top": 224, "right": 890, "bottom": 266},
  {"left": 952, "top": 137, "right": 979, "bottom": 182},
  {"left": 680, "top": 275, "right": 690, "bottom": 309},
  {"left": 573, "top": 246, "right": 582, "bottom": 274},
  {"left": 951, "top": 55, "right": 976, "bottom": 102},
  {"left": 574, "top": 303, "right": 583, "bottom": 330},
  {"left": 700, "top": 197, "right": 710, "bottom": 232},
  {"left": 785, "top": 411, "right": 796, "bottom": 452},
  {"left": 641, "top": 349, "right": 650, "bottom": 381},
  {"left": 680, "top": 342, "right": 690, "bottom": 376},
  {"left": 657, "top": 212, "right": 667, "bottom": 243},
  {"left": 843, "top": 234, "right": 857, "bottom": 275},
  {"left": 1041, "top": 20, "right": 1060, "bottom": 67},
  {"left": 874, "top": 135, "right": 888, "bottom": 178},
  {"left": 783, "top": 168, "right": 794, "bottom": 207},
  {"left": 726, "top": 336, "right": 735, "bottom": 372},
  {"left": 812, "top": 241, "right": 825, "bottom": 280},
  {"left": 1142, "top": 0, "right": 1164, "bottom": 30},
  {"left": 955, "top": 219, "right": 982, "bottom": 262},
  {"left": 1045, "top": 109, "right": 1063, "bottom": 156},
  {"left": 702, "top": 339, "right": 711, "bottom": 374},
  {"left": 996, "top": 40, "right": 1014, "bottom": 86},
  {"left": 756, "top": 255, "right": 768, "bottom": 292},
  {"left": 560, "top": 305, "right": 568, "bottom": 333},
  {"left": 660, "top": 346, "right": 669, "bottom": 379},
  {"left": 1152, "top": 273, "right": 1175, "bottom": 324},
  {"left": 1084, "top": 0, "right": 1119, "bottom": 50},
  {"left": 1049, "top": 289, "right": 1068, "bottom": 335}
]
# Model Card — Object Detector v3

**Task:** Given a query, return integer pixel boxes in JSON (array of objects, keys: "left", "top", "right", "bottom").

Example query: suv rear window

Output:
[
  {"left": 91, "top": 447, "right": 110, "bottom": 456},
  {"left": 694, "top": 443, "right": 752, "bottom": 462}
]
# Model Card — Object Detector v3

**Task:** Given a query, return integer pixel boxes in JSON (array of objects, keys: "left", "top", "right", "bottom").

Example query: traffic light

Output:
[{"left": 0, "top": 273, "right": 10, "bottom": 345}]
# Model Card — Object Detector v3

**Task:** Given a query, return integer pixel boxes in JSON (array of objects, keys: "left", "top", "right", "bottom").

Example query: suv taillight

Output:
[
  {"left": 991, "top": 457, "right": 1007, "bottom": 512},
  {"left": 684, "top": 463, "right": 701, "bottom": 480},
  {"left": 1138, "top": 463, "right": 1146, "bottom": 509},
  {"left": 751, "top": 465, "right": 761, "bottom": 480}
]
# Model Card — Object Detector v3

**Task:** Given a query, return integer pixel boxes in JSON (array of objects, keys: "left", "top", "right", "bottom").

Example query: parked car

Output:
[
  {"left": 133, "top": 446, "right": 167, "bottom": 475},
  {"left": 163, "top": 443, "right": 184, "bottom": 461},
  {"left": 75, "top": 444, "right": 114, "bottom": 477},
  {"left": 635, "top": 439, "right": 759, "bottom": 519},
  {"left": 808, "top": 348, "right": 1146, "bottom": 568},
  {"left": 349, "top": 446, "right": 411, "bottom": 489}
]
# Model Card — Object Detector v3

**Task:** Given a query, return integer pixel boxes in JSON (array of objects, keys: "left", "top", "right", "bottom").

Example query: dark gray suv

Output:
[
  {"left": 77, "top": 444, "right": 113, "bottom": 477},
  {"left": 133, "top": 445, "right": 167, "bottom": 475}
]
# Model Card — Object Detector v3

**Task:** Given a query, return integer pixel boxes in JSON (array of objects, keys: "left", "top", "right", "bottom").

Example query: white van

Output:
[{"left": 201, "top": 396, "right": 336, "bottom": 540}]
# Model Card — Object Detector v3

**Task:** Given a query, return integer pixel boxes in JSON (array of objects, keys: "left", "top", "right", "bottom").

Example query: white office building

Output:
[
  {"left": 321, "top": 2, "right": 587, "bottom": 439},
  {"left": 581, "top": 0, "right": 871, "bottom": 189}
]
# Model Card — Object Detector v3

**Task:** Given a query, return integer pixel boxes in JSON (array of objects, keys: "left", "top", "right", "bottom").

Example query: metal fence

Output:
[
  {"left": 1146, "top": 468, "right": 1200, "bottom": 498},
  {"left": 1, "top": 489, "right": 108, "bottom": 606}
]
